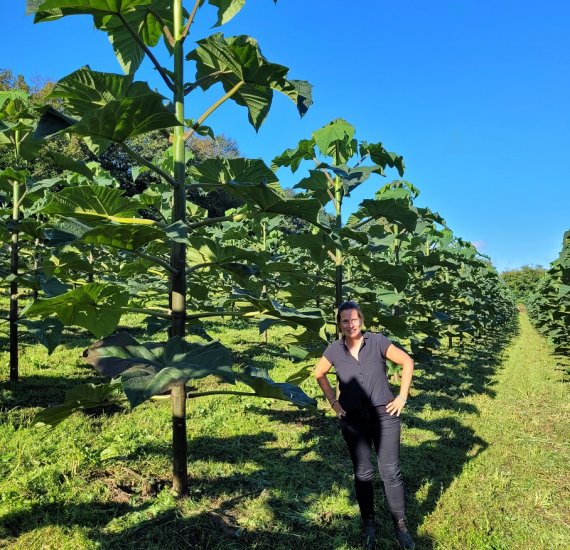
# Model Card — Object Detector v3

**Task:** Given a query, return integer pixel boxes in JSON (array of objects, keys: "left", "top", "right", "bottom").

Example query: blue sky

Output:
[{"left": 4, "top": 1, "right": 569, "bottom": 272}]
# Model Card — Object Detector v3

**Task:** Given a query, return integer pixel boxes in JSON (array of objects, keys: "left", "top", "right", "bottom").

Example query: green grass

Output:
[
  {"left": 419, "top": 313, "right": 569, "bottom": 549},
  {"left": 0, "top": 312, "right": 568, "bottom": 549}
]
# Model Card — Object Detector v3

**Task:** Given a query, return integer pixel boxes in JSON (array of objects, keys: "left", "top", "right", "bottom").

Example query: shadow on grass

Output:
[
  {"left": 0, "top": 373, "right": 105, "bottom": 412},
  {"left": 0, "top": 320, "right": 520, "bottom": 549},
  {"left": 0, "top": 430, "right": 365, "bottom": 549}
]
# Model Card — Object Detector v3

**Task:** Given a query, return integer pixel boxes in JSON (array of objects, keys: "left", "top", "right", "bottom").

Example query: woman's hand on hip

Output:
[{"left": 386, "top": 396, "right": 406, "bottom": 416}]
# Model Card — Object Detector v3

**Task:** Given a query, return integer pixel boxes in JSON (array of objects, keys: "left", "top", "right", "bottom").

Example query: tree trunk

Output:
[
  {"left": 170, "top": 0, "right": 188, "bottom": 496},
  {"left": 9, "top": 180, "right": 20, "bottom": 383}
]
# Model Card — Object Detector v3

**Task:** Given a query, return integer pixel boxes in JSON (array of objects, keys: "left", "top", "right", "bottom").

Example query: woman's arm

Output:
[
  {"left": 314, "top": 356, "right": 346, "bottom": 417},
  {"left": 385, "top": 343, "right": 414, "bottom": 416}
]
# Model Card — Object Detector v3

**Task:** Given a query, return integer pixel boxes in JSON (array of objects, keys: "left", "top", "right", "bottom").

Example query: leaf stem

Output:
[
  {"left": 135, "top": 251, "right": 178, "bottom": 275},
  {"left": 187, "top": 390, "right": 257, "bottom": 398},
  {"left": 122, "top": 306, "right": 171, "bottom": 319},
  {"left": 185, "top": 211, "right": 248, "bottom": 230},
  {"left": 183, "top": 80, "right": 245, "bottom": 141},
  {"left": 121, "top": 143, "right": 178, "bottom": 188}
]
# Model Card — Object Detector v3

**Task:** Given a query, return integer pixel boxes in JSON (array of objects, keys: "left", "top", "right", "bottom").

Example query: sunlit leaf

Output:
[{"left": 23, "top": 283, "right": 129, "bottom": 338}]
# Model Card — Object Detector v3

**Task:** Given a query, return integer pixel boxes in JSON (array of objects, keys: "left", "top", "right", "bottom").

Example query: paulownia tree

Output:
[{"left": 25, "top": 0, "right": 323, "bottom": 496}]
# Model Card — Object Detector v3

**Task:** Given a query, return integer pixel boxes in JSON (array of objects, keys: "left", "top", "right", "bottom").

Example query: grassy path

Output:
[
  {"left": 419, "top": 313, "right": 569, "bottom": 549},
  {"left": 1, "top": 314, "right": 568, "bottom": 549}
]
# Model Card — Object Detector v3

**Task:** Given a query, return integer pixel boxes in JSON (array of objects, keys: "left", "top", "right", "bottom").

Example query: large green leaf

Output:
[
  {"left": 292, "top": 169, "right": 332, "bottom": 205},
  {"left": 22, "top": 283, "right": 129, "bottom": 338},
  {"left": 82, "top": 224, "right": 167, "bottom": 250},
  {"left": 19, "top": 317, "right": 64, "bottom": 354},
  {"left": 187, "top": 33, "right": 312, "bottom": 129},
  {"left": 32, "top": 0, "right": 152, "bottom": 22},
  {"left": 312, "top": 118, "right": 355, "bottom": 163},
  {"left": 187, "top": 236, "right": 259, "bottom": 266},
  {"left": 188, "top": 157, "right": 279, "bottom": 186},
  {"left": 209, "top": 0, "right": 246, "bottom": 26},
  {"left": 189, "top": 166, "right": 322, "bottom": 226},
  {"left": 84, "top": 332, "right": 235, "bottom": 407},
  {"left": 71, "top": 94, "right": 180, "bottom": 142},
  {"left": 95, "top": 4, "right": 168, "bottom": 73},
  {"left": 360, "top": 141, "right": 405, "bottom": 177},
  {"left": 271, "top": 138, "right": 316, "bottom": 172},
  {"left": 40, "top": 185, "right": 149, "bottom": 223},
  {"left": 347, "top": 189, "right": 418, "bottom": 233},
  {"left": 230, "top": 289, "right": 326, "bottom": 335},
  {"left": 33, "top": 382, "right": 124, "bottom": 427},
  {"left": 365, "top": 260, "right": 408, "bottom": 291},
  {"left": 236, "top": 366, "right": 317, "bottom": 410},
  {"left": 285, "top": 232, "right": 335, "bottom": 263},
  {"left": 49, "top": 67, "right": 155, "bottom": 117}
]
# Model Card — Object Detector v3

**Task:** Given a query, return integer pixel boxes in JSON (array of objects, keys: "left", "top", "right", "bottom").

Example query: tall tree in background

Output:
[{"left": 501, "top": 265, "right": 546, "bottom": 304}]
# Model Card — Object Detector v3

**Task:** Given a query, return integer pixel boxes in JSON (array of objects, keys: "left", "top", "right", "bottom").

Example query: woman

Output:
[{"left": 314, "top": 301, "right": 415, "bottom": 550}]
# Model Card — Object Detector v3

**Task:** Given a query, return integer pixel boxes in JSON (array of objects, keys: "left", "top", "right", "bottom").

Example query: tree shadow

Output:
[
  {"left": 1, "top": 320, "right": 520, "bottom": 548},
  {"left": 0, "top": 373, "right": 105, "bottom": 412}
]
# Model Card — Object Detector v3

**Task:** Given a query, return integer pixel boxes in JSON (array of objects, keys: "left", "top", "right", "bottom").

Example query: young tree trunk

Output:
[
  {"left": 334, "top": 175, "right": 343, "bottom": 338},
  {"left": 170, "top": 0, "right": 188, "bottom": 496},
  {"left": 9, "top": 182, "right": 19, "bottom": 382}
]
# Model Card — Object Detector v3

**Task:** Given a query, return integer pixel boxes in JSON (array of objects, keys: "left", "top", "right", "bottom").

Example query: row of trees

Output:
[
  {"left": 1, "top": 0, "right": 516, "bottom": 495},
  {"left": 526, "top": 231, "right": 570, "bottom": 360}
]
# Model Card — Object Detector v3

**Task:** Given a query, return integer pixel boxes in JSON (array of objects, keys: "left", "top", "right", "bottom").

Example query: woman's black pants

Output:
[{"left": 340, "top": 405, "right": 405, "bottom": 521}]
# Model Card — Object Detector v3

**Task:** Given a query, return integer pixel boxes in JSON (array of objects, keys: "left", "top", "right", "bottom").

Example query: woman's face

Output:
[{"left": 339, "top": 308, "right": 362, "bottom": 339}]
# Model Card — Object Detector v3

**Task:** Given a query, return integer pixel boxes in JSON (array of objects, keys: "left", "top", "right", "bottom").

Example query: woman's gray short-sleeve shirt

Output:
[{"left": 323, "top": 332, "right": 394, "bottom": 410}]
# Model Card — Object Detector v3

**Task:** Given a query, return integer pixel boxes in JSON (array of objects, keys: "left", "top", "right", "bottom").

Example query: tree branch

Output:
[
  {"left": 134, "top": 251, "right": 178, "bottom": 275},
  {"left": 120, "top": 143, "right": 178, "bottom": 188},
  {"left": 183, "top": 80, "right": 245, "bottom": 142}
]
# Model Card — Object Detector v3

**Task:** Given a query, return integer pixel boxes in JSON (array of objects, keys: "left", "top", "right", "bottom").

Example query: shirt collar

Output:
[{"left": 341, "top": 331, "right": 368, "bottom": 349}]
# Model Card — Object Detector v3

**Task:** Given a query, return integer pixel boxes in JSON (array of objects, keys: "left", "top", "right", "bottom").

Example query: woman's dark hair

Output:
[{"left": 336, "top": 300, "right": 365, "bottom": 325}]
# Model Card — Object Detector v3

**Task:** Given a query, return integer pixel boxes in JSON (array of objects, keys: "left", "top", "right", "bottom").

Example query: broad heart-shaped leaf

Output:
[
  {"left": 40, "top": 185, "right": 150, "bottom": 223},
  {"left": 19, "top": 317, "right": 64, "bottom": 354},
  {"left": 32, "top": 0, "right": 153, "bottom": 22},
  {"left": 271, "top": 138, "right": 316, "bottom": 172},
  {"left": 235, "top": 366, "right": 317, "bottom": 410},
  {"left": 360, "top": 141, "right": 405, "bottom": 177},
  {"left": 187, "top": 236, "right": 260, "bottom": 266},
  {"left": 365, "top": 260, "right": 408, "bottom": 291},
  {"left": 71, "top": 94, "right": 181, "bottom": 142},
  {"left": 209, "top": 0, "right": 246, "bottom": 26},
  {"left": 230, "top": 289, "right": 326, "bottom": 335},
  {"left": 33, "top": 381, "right": 124, "bottom": 427},
  {"left": 49, "top": 67, "right": 156, "bottom": 117},
  {"left": 95, "top": 3, "right": 169, "bottom": 74},
  {"left": 84, "top": 332, "right": 235, "bottom": 407},
  {"left": 191, "top": 178, "right": 322, "bottom": 227},
  {"left": 347, "top": 190, "right": 419, "bottom": 233},
  {"left": 82, "top": 224, "right": 167, "bottom": 251},
  {"left": 312, "top": 118, "right": 355, "bottom": 163},
  {"left": 22, "top": 283, "right": 129, "bottom": 338},
  {"left": 285, "top": 232, "right": 335, "bottom": 263},
  {"left": 187, "top": 33, "right": 312, "bottom": 129},
  {"left": 188, "top": 157, "right": 279, "bottom": 186},
  {"left": 293, "top": 169, "right": 332, "bottom": 206}
]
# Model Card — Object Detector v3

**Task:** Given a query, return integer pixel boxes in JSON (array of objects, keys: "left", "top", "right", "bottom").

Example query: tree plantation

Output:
[{"left": 1, "top": 1, "right": 568, "bottom": 549}]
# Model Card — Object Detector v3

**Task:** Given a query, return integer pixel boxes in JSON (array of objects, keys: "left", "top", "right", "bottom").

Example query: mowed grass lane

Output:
[{"left": 421, "top": 312, "right": 569, "bottom": 549}]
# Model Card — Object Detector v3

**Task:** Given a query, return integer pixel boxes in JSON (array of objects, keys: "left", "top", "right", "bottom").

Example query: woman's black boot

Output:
[
  {"left": 393, "top": 518, "right": 415, "bottom": 550},
  {"left": 362, "top": 517, "right": 376, "bottom": 550}
]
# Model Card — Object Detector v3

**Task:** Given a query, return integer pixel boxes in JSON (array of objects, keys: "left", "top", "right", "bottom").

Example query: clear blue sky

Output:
[{"left": 3, "top": 1, "right": 569, "bottom": 272}]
